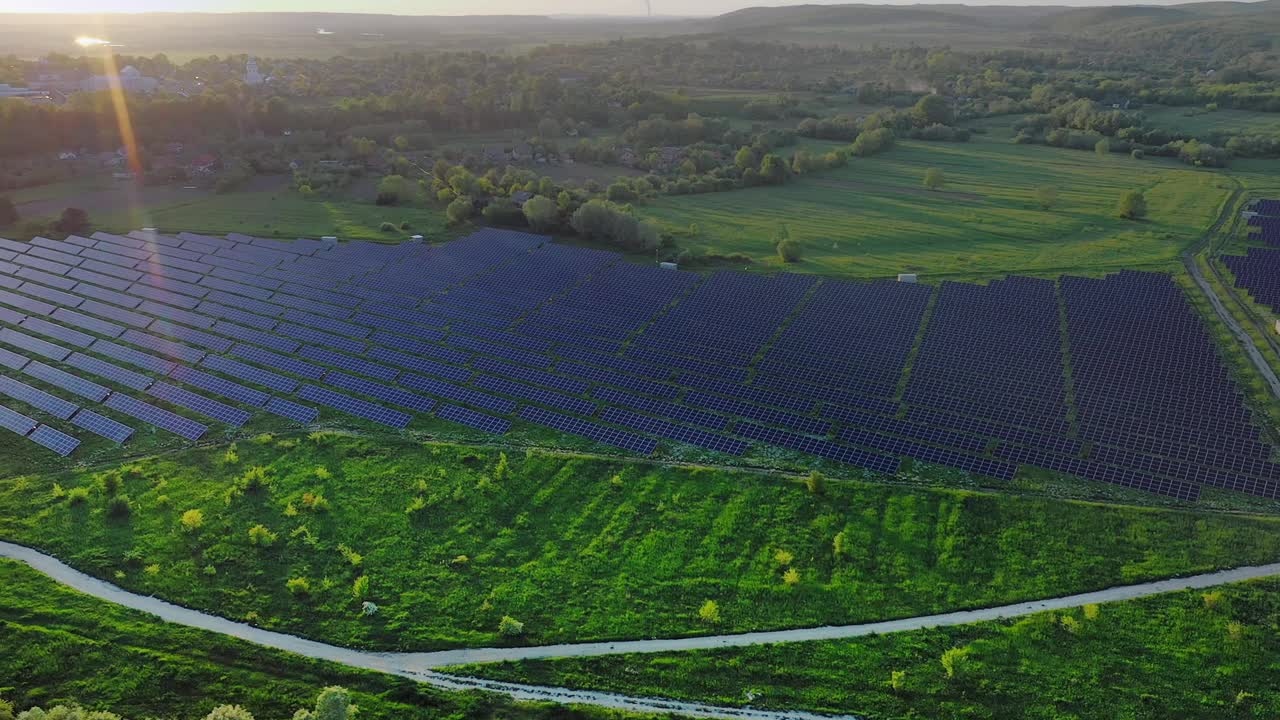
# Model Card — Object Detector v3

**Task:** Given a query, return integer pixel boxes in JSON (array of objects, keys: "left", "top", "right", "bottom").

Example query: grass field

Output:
[
  {"left": 2, "top": 436, "right": 1278, "bottom": 652},
  {"left": 1141, "top": 104, "right": 1280, "bottom": 137},
  {"left": 456, "top": 576, "right": 1280, "bottom": 719},
  {"left": 642, "top": 134, "right": 1234, "bottom": 279},
  {"left": 0, "top": 560, "right": 623, "bottom": 720}
]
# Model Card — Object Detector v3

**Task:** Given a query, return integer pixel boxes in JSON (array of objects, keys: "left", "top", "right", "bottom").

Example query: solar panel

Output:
[
  {"left": 79, "top": 248, "right": 140, "bottom": 269},
  {"left": 51, "top": 308, "right": 126, "bottom": 338},
  {"left": 89, "top": 339, "right": 177, "bottom": 374},
  {"left": 137, "top": 301, "right": 215, "bottom": 329},
  {"left": 120, "top": 330, "right": 206, "bottom": 364},
  {"left": 297, "top": 384, "right": 412, "bottom": 429},
  {"left": 196, "top": 301, "right": 278, "bottom": 331},
  {"left": 71, "top": 408, "right": 134, "bottom": 443},
  {"left": 126, "top": 283, "right": 200, "bottom": 309},
  {"left": 17, "top": 281, "right": 84, "bottom": 308},
  {"left": 0, "top": 346, "right": 29, "bottom": 370},
  {"left": 67, "top": 267, "right": 133, "bottom": 292},
  {"left": 78, "top": 259, "right": 143, "bottom": 282},
  {"left": 27, "top": 245, "right": 83, "bottom": 267},
  {"left": 12, "top": 253, "right": 74, "bottom": 276},
  {"left": 436, "top": 403, "right": 511, "bottom": 434},
  {"left": 1, "top": 328, "right": 71, "bottom": 361},
  {"left": 148, "top": 319, "right": 233, "bottom": 353},
  {"left": 0, "top": 403, "right": 38, "bottom": 435},
  {"left": 201, "top": 354, "right": 299, "bottom": 393},
  {"left": 22, "top": 360, "right": 110, "bottom": 401},
  {"left": 0, "top": 289, "right": 55, "bottom": 316},
  {"left": 281, "top": 309, "right": 371, "bottom": 339},
  {"left": 19, "top": 317, "right": 94, "bottom": 348},
  {"left": 77, "top": 299, "right": 151, "bottom": 327},
  {"left": 601, "top": 406, "right": 748, "bottom": 455},
  {"left": 517, "top": 405, "right": 656, "bottom": 455},
  {"left": 299, "top": 346, "right": 398, "bottom": 381},
  {"left": 17, "top": 267, "right": 79, "bottom": 291},
  {"left": 208, "top": 321, "right": 300, "bottom": 354},
  {"left": 265, "top": 396, "right": 320, "bottom": 424},
  {"left": 74, "top": 283, "right": 144, "bottom": 309},
  {"left": 473, "top": 374, "right": 596, "bottom": 415},
  {"left": 323, "top": 371, "right": 436, "bottom": 413},
  {"left": 397, "top": 372, "right": 516, "bottom": 414},
  {"left": 147, "top": 381, "right": 252, "bottom": 427},
  {"left": 367, "top": 346, "right": 472, "bottom": 382},
  {"left": 276, "top": 323, "right": 366, "bottom": 354},
  {"left": 169, "top": 365, "right": 269, "bottom": 407},
  {"left": 29, "top": 424, "right": 80, "bottom": 457},
  {"left": 228, "top": 343, "right": 325, "bottom": 380},
  {"left": 0, "top": 305, "right": 23, "bottom": 325},
  {"left": 0, "top": 375, "right": 79, "bottom": 419},
  {"left": 104, "top": 392, "right": 208, "bottom": 440}
]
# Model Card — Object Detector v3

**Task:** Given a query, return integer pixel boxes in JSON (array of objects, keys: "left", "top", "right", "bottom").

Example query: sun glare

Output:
[{"left": 75, "top": 36, "right": 111, "bottom": 48}]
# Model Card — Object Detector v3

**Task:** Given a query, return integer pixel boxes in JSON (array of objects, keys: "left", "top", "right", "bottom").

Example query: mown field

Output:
[
  {"left": 2, "top": 435, "right": 1279, "bottom": 652},
  {"left": 458, "top": 576, "right": 1280, "bottom": 719},
  {"left": 1141, "top": 104, "right": 1280, "bottom": 137},
  {"left": 0, "top": 560, "right": 625, "bottom": 720},
  {"left": 643, "top": 135, "right": 1234, "bottom": 279}
]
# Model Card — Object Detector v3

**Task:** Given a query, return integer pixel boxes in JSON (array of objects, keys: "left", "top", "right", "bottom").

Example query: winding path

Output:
[{"left": 4, "top": 541, "right": 1280, "bottom": 718}]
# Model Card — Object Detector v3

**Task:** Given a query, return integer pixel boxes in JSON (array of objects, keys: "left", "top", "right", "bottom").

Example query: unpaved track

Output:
[{"left": 4, "top": 541, "right": 1280, "bottom": 718}]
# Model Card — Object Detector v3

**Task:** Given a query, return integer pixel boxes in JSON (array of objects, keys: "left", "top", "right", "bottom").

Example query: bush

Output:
[
  {"left": 941, "top": 646, "right": 970, "bottom": 679},
  {"left": 698, "top": 599, "right": 721, "bottom": 624},
  {"left": 66, "top": 487, "right": 90, "bottom": 505},
  {"left": 922, "top": 168, "right": 945, "bottom": 191},
  {"left": 851, "top": 128, "right": 895, "bottom": 157},
  {"left": 0, "top": 196, "right": 17, "bottom": 227},
  {"left": 1035, "top": 185, "right": 1058, "bottom": 210},
  {"left": 774, "top": 549, "right": 795, "bottom": 566},
  {"left": 352, "top": 575, "right": 370, "bottom": 600},
  {"left": 776, "top": 239, "right": 803, "bottom": 263},
  {"left": 180, "top": 509, "right": 204, "bottom": 532},
  {"left": 805, "top": 471, "right": 826, "bottom": 495},
  {"left": 783, "top": 568, "right": 801, "bottom": 586},
  {"left": 204, "top": 706, "right": 255, "bottom": 720},
  {"left": 1116, "top": 190, "right": 1148, "bottom": 220},
  {"left": 446, "top": 197, "right": 473, "bottom": 225},
  {"left": 379, "top": 221, "right": 395, "bottom": 232},
  {"left": 286, "top": 577, "right": 311, "bottom": 596},
  {"left": 570, "top": 200, "right": 659, "bottom": 251},
  {"left": 498, "top": 615, "right": 525, "bottom": 636},
  {"left": 522, "top": 195, "right": 559, "bottom": 232},
  {"left": 106, "top": 494, "right": 131, "bottom": 518},
  {"left": 1131, "top": 148, "right": 1145, "bottom": 160},
  {"left": 247, "top": 524, "right": 277, "bottom": 547}
]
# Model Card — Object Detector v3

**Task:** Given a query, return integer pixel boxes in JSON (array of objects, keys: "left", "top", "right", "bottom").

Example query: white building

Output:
[
  {"left": 82, "top": 65, "right": 159, "bottom": 94},
  {"left": 245, "top": 58, "right": 265, "bottom": 86}
]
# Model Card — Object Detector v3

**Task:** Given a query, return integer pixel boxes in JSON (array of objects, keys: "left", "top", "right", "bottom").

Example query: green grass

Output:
[
  {"left": 455, "top": 576, "right": 1280, "bottom": 719},
  {"left": 1141, "top": 104, "right": 1280, "bottom": 137},
  {"left": 644, "top": 136, "right": 1234, "bottom": 280},
  {"left": 94, "top": 191, "right": 455, "bottom": 243},
  {"left": 0, "top": 560, "right": 632, "bottom": 720},
  {"left": 3, "top": 436, "right": 1279, "bottom": 652}
]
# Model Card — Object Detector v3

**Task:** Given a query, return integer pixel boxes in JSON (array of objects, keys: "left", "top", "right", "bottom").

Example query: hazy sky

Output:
[{"left": 0, "top": 0, "right": 1225, "bottom": 15}]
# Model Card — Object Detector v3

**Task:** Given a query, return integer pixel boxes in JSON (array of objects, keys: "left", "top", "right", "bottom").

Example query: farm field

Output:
[
  {"left": 641, "top": 135, "right": 1233, "bottom": 279},
  {"left": 3, "top": 436, "right": 1279, "bottom": 651},
  {"left": 0, "top": 559, "right": 600, "bottom": 720},
  {"left": 1141, "top": 104, "right": 1280, "bottom": 137},
  {"left": 456, "top": 576, "right": 1280, "bottom": 719}
]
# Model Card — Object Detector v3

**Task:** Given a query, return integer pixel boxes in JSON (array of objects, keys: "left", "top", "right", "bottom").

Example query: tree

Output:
[
  {"left": 522, "top": 195, "right": 558, "bottom": 232},
  {"left": 1116, "top": 190, "right": 1147, "bottom": 220},
  {"left": 605, "top": 182, "right": 638, "bottom": 203},
  {"left": 293, "top": 687, "right": 356, "bottom": 720},
  {"left": 851, "top": 128, "right": 895, "bottom": 157},
  {"left": 375, "top": 175, "right": 407, "bottom": 206},
  {"left": 698, "top": 599, "right": 721, "bottom": 624},
  {"left": 777, "top": 239, "right": 803, "bottom": 263},
  {"left": 1035, "top": 185, "right": 1058, "bottom": 210},
  {"left": 734, "top": 146, "right": 756, "bottom": 171},
  {"left": 911, "top": 94, "right": 953, "bottom": 127},
  {"left": 922, "top": 168, "right": 945, "bottom": 191},
  {"left": 204, "top": 707, "right": 255, "bottom": 720},
  {"left": 782, "top": 567, "right": 800, "bottom": 586},
  {"left": 537, "top": 117, "right": 561, "bottom": 139},
  {"left": 352, "top": 575, "right": 369, "bottom": 600},
  {"left": 498, "top": 615, "right": 525, "bottom": 636},
  {"left": 0, "top": 196, "right": 16, "bottom": 227},
  {"left": 180, "top": 508, "right": 204, "bottom": 532},
  {"left": 941, "top": 646, "right": 970, "bottom": 679},
  {"left": 833, "top": 530, "right": 849, "bottom": 558},
  {"left": 446, "top": 197, "right": 473, "bottom": 225},
  {"left": 1095, "top": 138, "right": 1111, "bottom": 156},
  {"left": 805, "top": 470, "right": 825, "bottom": 495},
  {"left": 55, "top": 207, "right": 89, "bottom": 234},
  {"left": 759, "top": 153, "right": 789, "bottom": 185}
]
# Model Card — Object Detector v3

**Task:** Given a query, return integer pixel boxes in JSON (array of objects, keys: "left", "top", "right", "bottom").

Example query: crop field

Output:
[
  {"left": 3, "top": 436, "right": 1279, "bottom": 651},
  {"left": 456, "top": 576, "right": 1280, "bottom": 719},
  {"left": 642, "top": 136, "right": 1233, "bottom": 279}
]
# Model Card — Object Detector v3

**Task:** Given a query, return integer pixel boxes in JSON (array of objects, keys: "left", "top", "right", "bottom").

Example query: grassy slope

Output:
[
  {"left": 0, "top": 560, "right": 631, "bottom": 720},
  {"left": 642, "top": 134, "right": 1232, "bottom": 279},
  {"left": 456, "top": 577, "right": 1280, "bottom": 719},
  {"left": 1, "top": 436, "right": 1279, "bottom": 652}
]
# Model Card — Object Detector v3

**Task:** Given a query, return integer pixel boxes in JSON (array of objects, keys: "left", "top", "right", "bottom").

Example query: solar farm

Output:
[
  {"left": 0, "top": 226, "right": 1272, "bottom": 504},
  {"left": 1223, "top": 199, "right": 1280, "bottom": 312}
]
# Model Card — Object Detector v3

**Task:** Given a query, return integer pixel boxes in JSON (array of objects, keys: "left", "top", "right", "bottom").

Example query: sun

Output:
[{"left": 75, "top": 36, "right": 112, "bottom": 47}]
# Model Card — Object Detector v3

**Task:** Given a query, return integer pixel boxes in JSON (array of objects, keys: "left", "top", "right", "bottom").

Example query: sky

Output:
[{"left": 0, "top": 0, "right": 1240, "bottom": 14}]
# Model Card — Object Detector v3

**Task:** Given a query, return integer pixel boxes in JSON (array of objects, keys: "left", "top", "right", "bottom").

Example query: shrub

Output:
[
  {"left": 180, "top": 508, "right": 204, "bottom": 532},
  {"left": 1035, "top": 185, "right": 1058, "bottom": 210},
  {"left": 204, "top": 705, "right": 255, "bottom": 720},
  {"left": 498, "top": 615, "right": 525, "bottom": 636},
  {"left": 922, "top": 167, "right": 945, "bottom": 190},
  {"left": 337, "top": 544, "right": 363, "bottom": 567},
  {"left": 55, "top": 207, "right": 90, "bottom": 234},
  {"left": 782, "top": 568, "right": 801, "bottom": 586},
  {"left": 698, "top": 599, "right": 721, "bottom": 624},
  {"left": 446, "top": 197, "right": 473, "bottom": 225},
  {"left": 1202, "top": 591, "right": 1224, "bottom": 611},
  {"left": 301, "top": 492, "right": 329, "bottom": 512},
  {"left": 1083, "top": 603, "right": 1100, "bottom": 620},
  {"left": 494, "top": 452, "right": 510, "bottom": 482},
  {"left": 352, "top": 575, "right": 370, "bottom": 600},
  {"left": 774, "top": 549, "right": 794, "bottom": 566},
  {"left": 379, "top": 221, "right": 396, "bottom": 232},
  {"left": 890, "top": 670, "right": 906, "bottom": 693},
  {"left": 247, "top": 524, "right": 277, "bottom": 547},
  {"left": 0, "top": 196, "right": 17, "bottom": 227},
  {"left": 941, "top": 646, "right": 970, "bottom": 678},
  {"left": 1131, "top": 148, "right": 1145, "bottom": 160},
  {"left": 222, "top": 444, "right": 239, "bottom": 464},
  {"left": 1116, "top": 190, "right": 1147, "bottom": 220},
  {"left": 1060, "top": 614, "right": 1080, "bottom": 634},
  {"left": 361, "top": 601, "right": 379, "bottom": 616},
  {"left": 805, "top": 470, "right": 825, "bottom": 495},
  {"left": 405, "top": 496, "right": 427, "bottom": 515},
  {"left": 106, "top": 494, "right": 131, "bottom": 518},
  {"left": 776, "top": 239, "right": 803, "bottom": 263},
  {"left": 522, "top": 195, "right": 559, "bottom": 232},
  {"left": 833, "top": 530, "right": 849, "bottom": 558},
  {"left": 67, "top": 487, "right": 90, "bottom": 505},
  {"left": 1095, "top": 138, "right": 1111, "bottom": 156},
  {"left": 314, "top": 466, "right": 332, "bottom": 480},
  {"left": 98, "top": 473, "right": 121, "bottom": 496},
  {"left": 286, "top": 576, "right": 311, "bottom": 596}
]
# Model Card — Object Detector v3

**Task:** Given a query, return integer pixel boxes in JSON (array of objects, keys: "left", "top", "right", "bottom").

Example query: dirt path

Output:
[{"left": 4, "top": 540, "right": 1279, "bottom": 718}]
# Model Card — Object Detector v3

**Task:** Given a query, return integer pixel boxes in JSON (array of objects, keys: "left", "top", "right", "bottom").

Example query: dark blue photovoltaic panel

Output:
[
  {"left": 0, "top": 403, "right": 37, "bottom": 435},
  {"left": 436, "top": 403, "right": 511, "bottom": 434},
  {"left": 22, "top": 360, "right": 110, "bottom": 402},
  {"left": 79, "top": 248, "right": 140, "bottom": 269},
  {"left": 590, "top": 386, "right": 729, "bottom": 431},
  {"left": 169, "top": 365, "right": 270, "bottom": 407},
  {"left": 0, "top": 289, "right": 55, "bottom": 316},
  {"left": 148, "top": 320, "right": 234, "bottom": 353},
  {"left": 18, "top": 282, "right": 86, "bottom": 309},
  {"left": 79, "top": 258, "right": 143, "bottom": 280},
  {"left": 126, "top": 283, "right": 200, "bottom": 309},
  {"left": 472, "top": 356, "right": 589, "bottom": 395},
  {"left": 367, "top": 346, "right": 472, "bottom": 383},
  {"left": 12, "top": 253, "right": 73, "bottom": 276},
  {"left": 0, "top": 346, "right": 28, "bottom": 370},
  {"left": 734, "top": 421, "right": 900, "bottom": 475},
  {"left": 203, "top": 290, "right": 286, "bottom": 318},
  {"left": 90, "top": 339, "right": 176, "bottom": 374},
  {"left": 77, "top": 299, "right": 151, "bottom": 328},
  {"left": 281, "top": 309, "right": 371, "bottom": 339},
  {"left": 17, "top": 267, "right": 78, "bottom": 291},
  {"left": 137, "top": 301, "right": 215, "bottom": 329},
  {"left": 196, "top": 301, "right": 278, "bottom": 330},
  {"left": 557, "top": 361, "right": 678, "bottom": 399},
  {"left": 352, "top": 312, "right": 446, "bottom": 342},
  {"left": 29, "top": 424, "right": 80, "bottom": 456},
  {"left": 300, "top": 346, "right": 398, "bottom": 381},
  {"left": 0, "top": 304, "right": 22, "bottom": 325},
  {"left": 229, "top": 343, "right": 325, "bottom": 380},
  {"left": 27, "top": 245, "right": 83, "bottom": 267},
  {"left": 265, "top": 396, "right": 319, "bottom": 424},
  {"left": 271, "top": 293, "right": 353, "bottom": 318},
  {"left": 202, "top": 355, "right": 299, "bottom": 393},
  {"left": 297, "top": 384, "right": 411, "bottom": 429},
  {"left": 600, "top": 406, "right": 748, "bottom": 455},
  {"left": 71, "top": 408, "right": 134, "bottom": 443},
  {"left": 1, "top": 328, "right": 71, "bottom": 361},
  {"left": 147, "top": 381, "right": 252, "bottom": 427},
  {"left": 73, "top": 283, "right": 144, "bottom": 309},
  {"left": 19, "top": 317, "right": 94, "bottom": 348},
  {"left": 685, "top": 391, "right": 831, "bottom": 436},
  {"left": 65, "top": 352, "right": 154, "bottom": 390},
  {"left": 134, "top": 273, "right": 209, "bottom": 298},
  {"left": 276, "top": 323, "right": 366, "bottom": 354},
  {"left": 397, "top": 372, "right": 515, "bottom": 414},
  {"left": 209, "top": 321, "right": 300, "bottom": 354},
  {"left": 105, "top": 392, "right": 208, "bottom": 440},
  {"left": 0, "top": 375, "right": 79, "bottom": 419},
  {"left": 473, "top": 374, "right": 596, "bottom": 415},
  {"left": 323, "top": 371, "right": 436, "bottom": 413},
  {"left": 518, "top": 405, "right": 656, "bottom": 454},
  {"left": 121, "top": 329, "right": 207, "bottom": 364},
  {"left": 51, "top": 308, "right": 126, "bottom": 338},
  {"left": 68, "top": 267, "right": 133, "bottom": 291},
  {"left": 198, "top": 275, "right": 276, "bottom": 300}
]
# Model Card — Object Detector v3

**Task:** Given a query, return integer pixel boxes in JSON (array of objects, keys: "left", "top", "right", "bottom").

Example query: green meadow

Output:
[
  {"left": 643, "top": 135, "right": 1234, "bottom": 279},
  {"left": 1, "top": 435, "right": 1278, "bottom": 652},
  {"left": 1141, "top": 104, "right": 1280, "bottom": 137}
]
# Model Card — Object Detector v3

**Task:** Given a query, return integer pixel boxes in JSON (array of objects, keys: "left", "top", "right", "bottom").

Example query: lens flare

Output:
[{"left": 75, "top": 37, "right": 111, "bottom": 47}]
